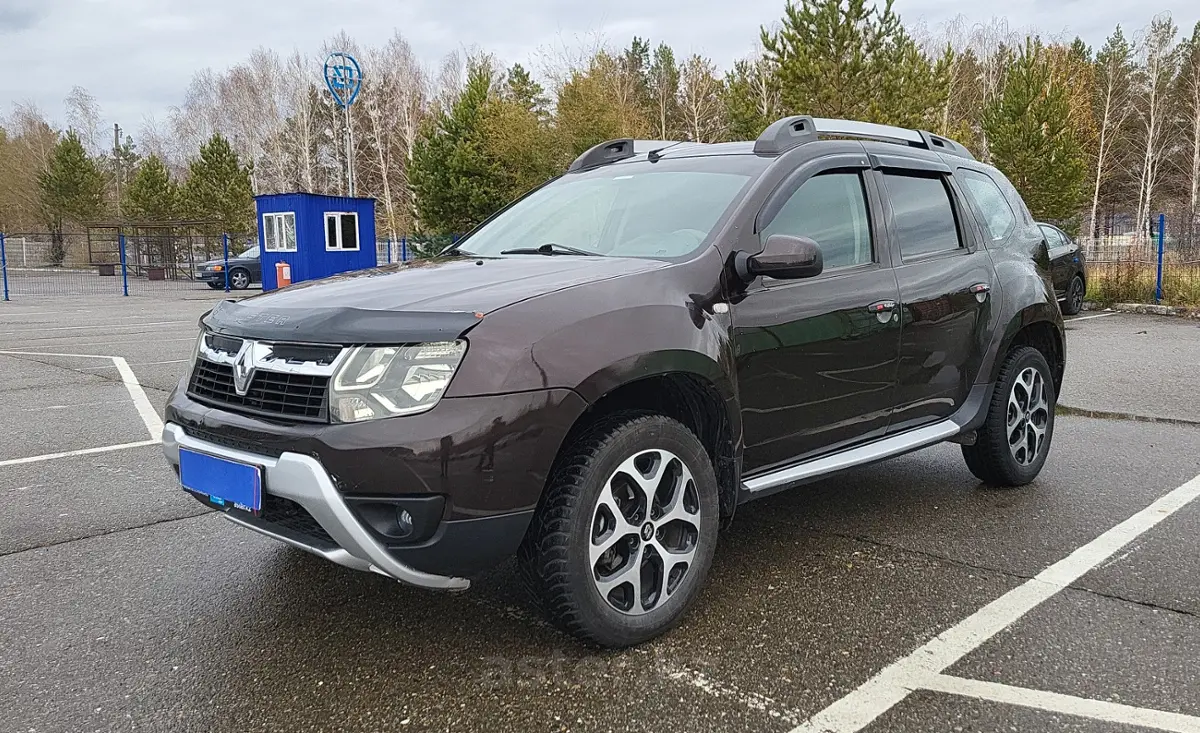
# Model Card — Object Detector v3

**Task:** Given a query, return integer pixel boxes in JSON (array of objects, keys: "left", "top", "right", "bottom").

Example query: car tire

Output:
[
  {"left": 518, "top": 412, "right": 720, "bottom": 648},
  {"left": 962, "top": 346, "right": 1056, "bottom": 487},
  {"left": 1062, "top": 275, "right": 1085, "bottom": 316},
  {"left": 229, "top": 268, "right": 251, "bottom": 290}
]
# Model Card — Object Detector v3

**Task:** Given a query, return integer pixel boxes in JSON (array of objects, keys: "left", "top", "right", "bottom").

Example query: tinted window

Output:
[
  {"left": 959, "top": 170, "right": 1016, "bottom": 241},
  {"left": 1039, "top": 225, "right": 1063, "bottom": 249},
  {"left": 459, "top": 156, "right": 764, "bottom": 260},
  {"left": 882, "top": 173, "right": 962, "bottom": 258},
  {"left": 762, "top": 172, "right": 873, "bottom": 269}
]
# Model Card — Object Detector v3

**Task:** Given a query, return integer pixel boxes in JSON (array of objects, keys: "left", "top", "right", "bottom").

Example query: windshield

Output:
[
  {"left": 458, "top": 156, "right": 763, "bottom": 259},
  {"left": 241, "top": 246, "right": 260, "bottom": 259}
]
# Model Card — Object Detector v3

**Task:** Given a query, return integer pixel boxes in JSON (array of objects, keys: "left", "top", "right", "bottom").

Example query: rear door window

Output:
[{"left": 881, "top": 172, "right": 963, "bottom": 259}]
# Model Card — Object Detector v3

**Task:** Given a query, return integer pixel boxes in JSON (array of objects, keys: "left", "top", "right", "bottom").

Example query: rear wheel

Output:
[
  {"left": 1062, "top": 275, "right": 1085, "bottom": 316},
  {"left": 962, "top": 346, "right": 1055, "bottom": 487},
  {"left": 518, "top": 413, "right": 719, "bottom": 648}
]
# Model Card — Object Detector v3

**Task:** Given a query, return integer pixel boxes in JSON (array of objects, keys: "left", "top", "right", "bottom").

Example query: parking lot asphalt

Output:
[{"left": 1, "top": 296, "right": 1197, "bottom": 733}]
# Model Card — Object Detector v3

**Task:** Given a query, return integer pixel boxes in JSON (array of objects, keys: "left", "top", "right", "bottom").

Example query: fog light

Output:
[{"left": 396, "top": 509, "right": 414, "bottom": 538}]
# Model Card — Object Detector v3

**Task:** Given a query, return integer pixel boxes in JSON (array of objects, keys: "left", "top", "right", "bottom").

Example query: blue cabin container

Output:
[{"left": 255, "top": 192, "right": 377, "bottom": 291}]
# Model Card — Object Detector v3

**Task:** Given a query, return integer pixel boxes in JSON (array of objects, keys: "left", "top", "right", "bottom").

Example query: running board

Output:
[{"left": 742, "top": 420, "right": 961, "bottom": 493}]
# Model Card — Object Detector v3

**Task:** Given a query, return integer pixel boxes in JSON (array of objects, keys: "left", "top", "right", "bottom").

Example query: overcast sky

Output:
[{"left": 2, "top": 0, "right": 1198, "bottom": 135}]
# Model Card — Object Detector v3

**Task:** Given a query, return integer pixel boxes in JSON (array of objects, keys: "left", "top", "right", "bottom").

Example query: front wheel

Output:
[
  {"left": 518, "top": 413, "right": 719, "bottom": 648},
  {"left": 962, "top": 346, "right": 1056, "bottom": 487},
  {"left": 229, "top": 268, "right": 251, "bottom": 290},
  {"left": 1062, "top": 275, "right": 1085, "bottom": 316}
]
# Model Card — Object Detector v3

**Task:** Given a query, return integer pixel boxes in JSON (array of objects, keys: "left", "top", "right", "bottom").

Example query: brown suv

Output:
[{"left": 163, "top": 116, "right": 1065, "bottom": 647}]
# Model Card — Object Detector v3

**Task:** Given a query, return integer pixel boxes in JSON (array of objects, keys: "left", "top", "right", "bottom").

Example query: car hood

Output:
[{"left": 203, "top": 255, "right": 665, "bottom": 343}]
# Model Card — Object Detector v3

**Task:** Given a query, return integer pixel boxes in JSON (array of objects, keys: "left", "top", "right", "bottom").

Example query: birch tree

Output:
[
  {"left": 64, "top": 86, "right": 104, "bottom": 157},
  {"left": 678, "top": 54, "right": 725, "bottom": 143},
  {"left": 1176, "top": 21, "right": 1200, "bottom": 241},
  {"left": 1088, "top": 27, "right": 1135, "bottom": 240},
  {"left": 1132, "top": 15, "right": 1179, "bottom": 246}
]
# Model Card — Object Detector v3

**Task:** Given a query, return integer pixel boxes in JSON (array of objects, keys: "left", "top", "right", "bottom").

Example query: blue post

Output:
[
  {"left": 1155, "top": 213, "right": 1166, "bottom": 302},
  {"left": 401, "top": 236, "right": 408, "bottom": 262},
  {"left": 0, "top": 232, "right": 9, "bottom": 301},
  {"left": 119, "top": 234, "right": 129, "bottom": 297},
  {"left": 386, "top": 237, "right": 393, "bottom": 264},
  {"left": 1, "top": 233, "right": 9, "bottom": 301},
  {"left": 223, "top": 234, "right": 231, "bottom": 292}
]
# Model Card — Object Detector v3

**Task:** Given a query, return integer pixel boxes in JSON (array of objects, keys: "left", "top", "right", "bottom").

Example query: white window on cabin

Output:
[
  {"left": 262, "top": 212, "right": 297, "bottom": 252},
  {"left": 325, "top": 212, "right": 360, "bottom": 251}
]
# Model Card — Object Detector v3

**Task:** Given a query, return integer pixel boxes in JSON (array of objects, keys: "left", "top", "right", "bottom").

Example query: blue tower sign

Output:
[{"left": 323, "top": 52, "right": 363, "bottom": 196}]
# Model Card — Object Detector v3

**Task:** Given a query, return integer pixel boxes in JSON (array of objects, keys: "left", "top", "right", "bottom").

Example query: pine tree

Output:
[
  {"left": 124, "top": 155, "right": 179, "bottom": 221},
  {"left": 37, "top": 130, "right": 106, "bottom": 264},
  {"left": 761, "top": 0, "right": 946, "bottom": 127},
  {"left": 505, "top": 63, "right": 549, "bottom": 119},
  {"left": 409, "top": 60, "right": 508, "bottom": 234},
  {"left": 181, "top": 133, "right": 254, "bottom": 235},
  {"left": 984, "top": 39, "right": 1086, "bottom": 225}
]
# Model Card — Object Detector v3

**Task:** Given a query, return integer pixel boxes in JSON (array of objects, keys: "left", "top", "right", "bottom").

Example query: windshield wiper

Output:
[{"left": 499, "top": 243, "right": 600, "bottom": 257}]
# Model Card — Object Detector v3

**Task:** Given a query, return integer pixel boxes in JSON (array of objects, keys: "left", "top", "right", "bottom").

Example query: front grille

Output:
[
  {"left": 252, "top": 494, "right": 338, "bottom": 551},
  {"left": 181, "top": 424, "right": 284, "bottom": 458},
  {"left": 188, "top": 359, "right": 329, "bottom": 422}
]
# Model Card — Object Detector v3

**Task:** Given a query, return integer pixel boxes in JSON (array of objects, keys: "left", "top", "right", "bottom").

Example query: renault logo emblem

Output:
[{"left": 233, "top": 342, "right": 256, "bottom": 396}]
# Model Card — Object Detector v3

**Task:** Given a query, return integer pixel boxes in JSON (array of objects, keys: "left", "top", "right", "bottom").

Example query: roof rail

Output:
[
  {"left": 567, "top": 139, "right": 636, "bottom": 172},
  {"left": 753, "top": 115, "right": 975, "bottom": 160}
]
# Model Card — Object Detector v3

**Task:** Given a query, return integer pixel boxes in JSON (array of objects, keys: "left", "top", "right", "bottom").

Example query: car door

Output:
[
  {"left": 875, "top": 158, "right": 997, "bottom": 433},
  {"left": 733, "top": 155, "right": 902, "bottom": 475}
]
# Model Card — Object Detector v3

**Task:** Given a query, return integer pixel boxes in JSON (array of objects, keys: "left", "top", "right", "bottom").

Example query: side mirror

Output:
[{"left": 735, "top": 234, "right": 824, "bottom": 282}]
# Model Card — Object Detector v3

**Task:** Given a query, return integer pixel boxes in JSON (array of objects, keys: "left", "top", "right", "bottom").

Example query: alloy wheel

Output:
[
  {"left": 1070, "top": 278, "right": 1084, "bottom": 313},
  {"left": 1007, "top": 367, "right": 1049, "bottom": 466},
  {"left": 231, "top": 270, "right": 250, "bottom": 289},
  {"left": 589, "top": 449, "right": 701, "bottom": 615}
]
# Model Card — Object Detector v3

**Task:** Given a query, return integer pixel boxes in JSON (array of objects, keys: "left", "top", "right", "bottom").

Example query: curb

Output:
[
  {"left": 1081, "top": 302, "right": 1200, "bottom": 319},
  {"left": 1058, "top": 404, "right": 1200, "bottom": 428}
]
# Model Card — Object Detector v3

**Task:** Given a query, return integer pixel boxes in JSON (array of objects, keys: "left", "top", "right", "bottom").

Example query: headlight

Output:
[
  {"left": 187, "top": 328, "right": 206, "bottom": 381},
  {"left": 329, "top": 341, "right": 467, "bottom": 423},
  {"left": 211, "top": 264, "right": 223, "bottom": 272}
]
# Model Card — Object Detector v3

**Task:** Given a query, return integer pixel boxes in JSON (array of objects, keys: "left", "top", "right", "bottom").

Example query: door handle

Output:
[
  {"left": 868, "top": 300, "right": 896, "bottom": 324},
  {"left": 970, "top": 283, "right": 991, "bottom": 302}
]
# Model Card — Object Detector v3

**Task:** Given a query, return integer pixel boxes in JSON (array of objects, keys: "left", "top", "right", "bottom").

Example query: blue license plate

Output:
[{"left": 179, "top": 449, "right": 262, "bottom": 514}]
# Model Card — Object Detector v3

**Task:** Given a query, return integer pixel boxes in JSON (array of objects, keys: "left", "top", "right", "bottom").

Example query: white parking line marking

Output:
[
  {"left": 921, "top": 675, "right": 1200, "bottom": 733},
  {"left": 0, "top": 348, "right": 164, "bottom": 440},
  {"left": 0, "top": 320, "right": 191, "bottom": 335},
  {"left": 1066, "top": 312, "right": 1117, "bottom": 322},
  {"left": 77, "top": 359, "right": 188, "bottom": 371},
  {"left": 0, "top": 440, "right": 160, "bottom": 468},
  {"left": 113, "top": 357, "right": 165, "bottom": 439},
  {"left": 791, "top": 472, "right": 1200, "bottom": 733}
]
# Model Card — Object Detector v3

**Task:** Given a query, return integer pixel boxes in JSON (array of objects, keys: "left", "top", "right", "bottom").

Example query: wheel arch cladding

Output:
[
  {"left": 999, "top": 313, "right": 1064, "bottom": 397},
  {"left": 563, "top": 368, "right": 740, "bottom": 525}
]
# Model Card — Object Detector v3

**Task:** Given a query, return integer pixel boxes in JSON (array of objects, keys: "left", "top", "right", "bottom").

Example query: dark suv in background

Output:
[
  {"left": 163, "top": 116, "right": 1064, "bottom": 647},
  {"left": 1038, "top": 222, "right": 1088, "bottom": 315}
]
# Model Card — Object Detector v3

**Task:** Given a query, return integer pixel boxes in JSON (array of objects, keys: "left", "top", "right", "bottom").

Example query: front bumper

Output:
[{"left": 163, "top": 422, "right": 471, "bottom": 590}]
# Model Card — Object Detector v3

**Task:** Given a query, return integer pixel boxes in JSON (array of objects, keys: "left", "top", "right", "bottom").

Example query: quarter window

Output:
[
  {"left": 762, "top": 172, "right": 873, "bottom": 269},
  {"left": 325, "top": 212, "right": 360, "bottom": 251},
  {"left": 262, "top": 212, "right": 297, "bottom": 252},
  {"left": 959, "top": 170, "right": 1017, "bottom": 241},
  {"left": 882, "top": 173, "right": 962, "bottom": 259}
]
